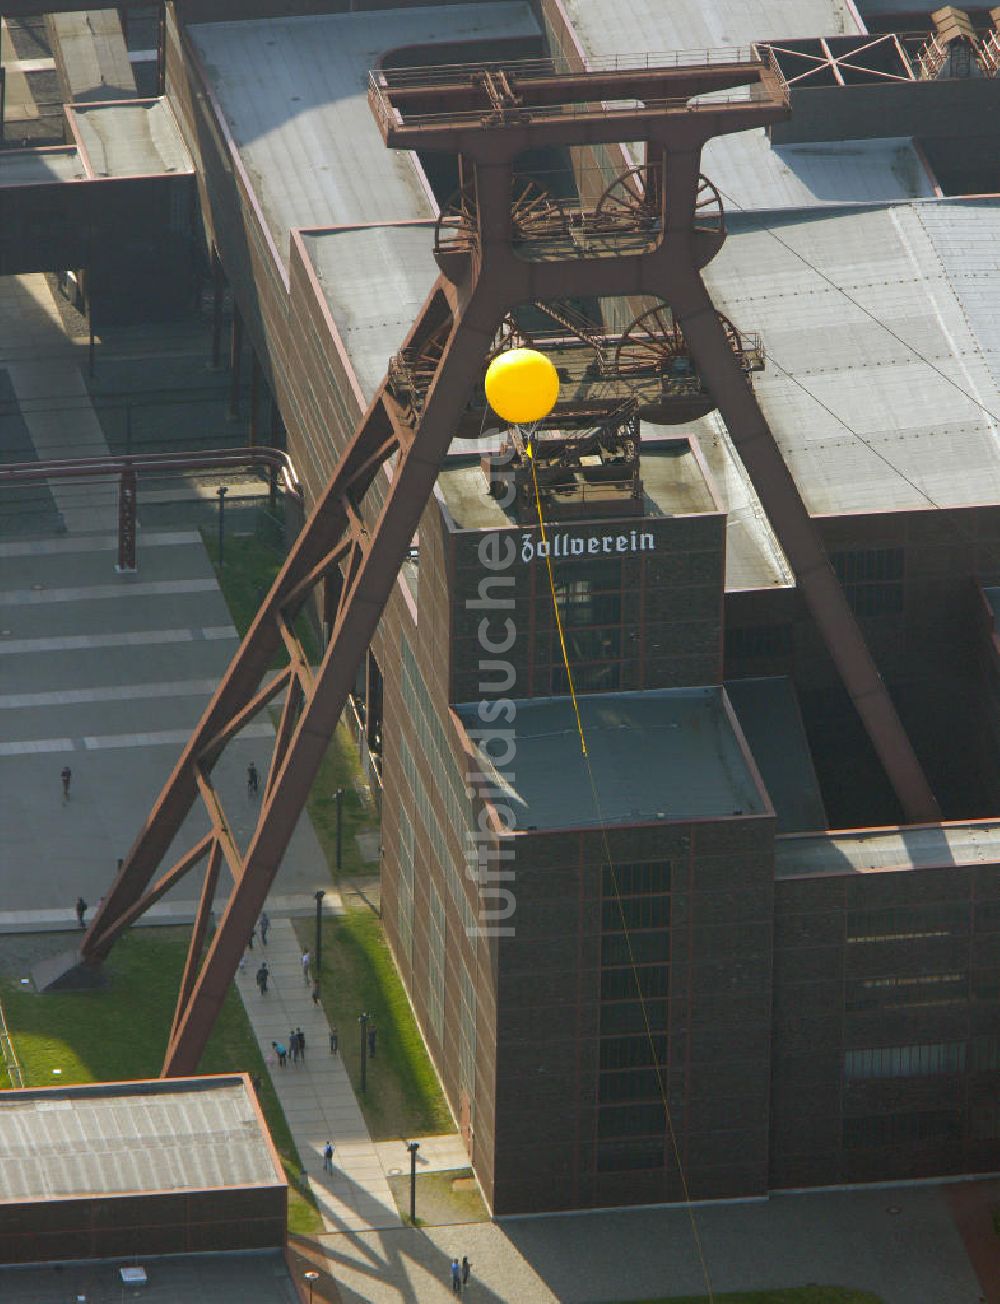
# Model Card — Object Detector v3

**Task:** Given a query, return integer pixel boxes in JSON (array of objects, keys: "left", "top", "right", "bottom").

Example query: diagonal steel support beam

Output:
[
  {"left": 167, "top": 839, "right": 222, "bottom": 1058},
  {"left": 671, "top": 287, "right": 940, "bottom": 824},
  {"left": 85, "top": 832, "right": 215, "bottom": 957}
]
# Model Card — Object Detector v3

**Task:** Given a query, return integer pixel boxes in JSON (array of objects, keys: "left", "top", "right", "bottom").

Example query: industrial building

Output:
[
  {"left": 0, "top": 1074, "right": 286, "bottom": 1263},
  {"left": 6, "top": 0, "right": 1000, "bottom": 1217}
]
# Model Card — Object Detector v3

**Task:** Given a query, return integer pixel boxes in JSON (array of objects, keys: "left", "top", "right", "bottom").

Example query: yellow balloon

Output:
[{"left": 484, "top": 348, "right": 560, "bottom": 425}]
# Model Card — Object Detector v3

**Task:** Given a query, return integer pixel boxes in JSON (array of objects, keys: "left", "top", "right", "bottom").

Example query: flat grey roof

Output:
[
  {"left": 0, "top": 149, "right": 86, "bottom": 188},
  {"left": 647, "top": 415, "right": 792, "bottom": 591},
  {"left": 50, "top": 9, "right": 137, "bottom": 104},
  {"left": 561, "top": 0, "right": 934, "bottom": 211},
  {"left": 455, "top": 688, "right": 769, "bottom": 830},
  {"left": 190, "top": 3, "right": 539, "bottom": 260},
  {"left": 303, "top": 223, "right": 439, "bottom": 403},
  {"left": 0, "top": 1251, "right": 294, "bottom": 1303},
  {"left": 777, "top": 820, "right": 1000, "bottom": 878},
  {"left": 705, "top": 199, "right": 1000, "bottom": 516},
  {"left": 71, "top": 100, "right": 192, "bottom": 177},
  {"left": 438, "top": 443, "right": 719, "bottom": 531},
  {"left": 725, "top": 677, "right": 827, "bottom": 833},
  {"left": 0, "top": 1076, "right": 281, "bottom": 1202}
]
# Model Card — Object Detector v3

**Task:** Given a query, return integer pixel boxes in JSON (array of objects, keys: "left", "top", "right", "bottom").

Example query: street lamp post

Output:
[
  {"left": 216, "top": 484, "right": 228, "bottom": 566},
  {"left": 303, "top": 1269, "right": 319, "bottom": 1303},
  {"left": 359, "top": 1011, "right": 369, "bottom": 1093},
  {"left": 314, "top": 889, "right": 325, "bottom": 977},
  {"left": 406, "top": 1140, "right": 420, "bottom": 1224},
  {"left": 335, "top": 787, "right": 344, "bottom": 871}
]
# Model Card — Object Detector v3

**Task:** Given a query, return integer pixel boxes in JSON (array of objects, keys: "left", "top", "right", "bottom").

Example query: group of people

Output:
[
  {"left": 449, "top": 1257, "right": 472, "bottom": 1293},
  {"left": 269, "top": 1027, "right": 306, "bottom": 1067}
]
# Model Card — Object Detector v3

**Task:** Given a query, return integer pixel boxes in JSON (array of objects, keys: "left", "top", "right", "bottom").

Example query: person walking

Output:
[
  {"left": 75, "top": 897, "right": 87, "bottom": 929},
  {"left": 322, "top": 1141, "right": 334, "bottom": 1173},
  {"left": 247, "top": 925, "right": 255, "bottom": 951},
  {"left": 259, "top": 910, "right": 270, "bottom": 945},
  {"left": 61, "top": 766, "right": 72, "bottom": 801},
  {"left": 301, "top": 949, "right": 311, "bottom": 986},
  {"left": 288, "top": 1029, "right": 298, "bottom": 1065},
  {"left": 247, "top": 761, "right": 259, "bottom": 797},
  {"left": 329, "top": 1028, "right": 338, "bottom": 1054},
  {"left": 450, "top": 1259, "right": 461, "bottom": 1294},
  {"left": 256, "top": 961, "right": 269, "bottom": 995},
  {"left": 311, "top": 979, "right": 321, "bottom": 1007},
  {"left": 271, "top": 1040, "right": 287, "bottom": 1068},
  {"left": 296, "top": 1027, "right": 306, "bottom": 1062},
  {"left": 462, "top": 1256, "right": 471, "bottom": 1288}
]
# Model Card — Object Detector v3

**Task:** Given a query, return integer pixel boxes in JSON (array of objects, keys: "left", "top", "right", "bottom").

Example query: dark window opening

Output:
[
  {"left": 598, "top": 1067, "right": 664, "bottom": 1104},
  {"left": 366, "top": 650, "right": 384, "bottom": 760},
  {"left": 832, "top": 547, "right": 904, "bottom": 617},
  {"left": 725, "top": 623, "right": 793, "bottom": 661},
  {"left": 598, "top": 1102, "right": 667, "bottom": 1138}
]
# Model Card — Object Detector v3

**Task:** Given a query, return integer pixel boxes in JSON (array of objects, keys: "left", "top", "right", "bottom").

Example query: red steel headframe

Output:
[{"left": 78, "top": 53, "right": 937, "bottom": 1076}]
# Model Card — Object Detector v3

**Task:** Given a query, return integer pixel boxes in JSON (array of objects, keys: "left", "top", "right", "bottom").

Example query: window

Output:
[
  {"left": 844, "top": 1041, "right": 966, "bottom": 1080},
  {"left": 427, "top": 882, "right": 446, "bottom": 1040},
  {"left": 832, "top": 547, "right": 903, "bottom": 617},
  {"left": 459, "top": 960, "right": 477, "bottom": 1094},
  {"left": 400, "top": 639, "right": 477, "bottom": 934},
  {"left": 601, "top": 965, "right": 669, "bottom": 1000},
  {"left": 845, "top": 972, "right": 967, "bottom": 1012},
  {"left": 604, "top": 862, "right": 671, "bottom": 895},
  {"left": 599, "top": 999, "right": 668, "bottom": 1034},
  {"left": 600, "top": 1034, "right": 668, "bottom": 1070},
  {"left": 602, "top": 896, "right": 671, "bottom": 931},
  {"left": 396, "top": 810, "right": 415, "bottom": 964},
  {"left": 598, "top": 1102, "right": 666, "bottom": 1138},
  {"left": 543, "top": 560, "right": 624, "bottom": 696},
  {"left": 602, "top": 932, "right": 669, "bottom": 966},
  {"left": 551, "top": 660, "right": 621, "bottom": 694},
  {"left": 843, "top": 1110, "right": 961, "bottom": 1149},
  {"left": 846, "top": 904, "right": 968, "bottom": 944},
  {"left": 598, "top": 1068, "right": 663, "bottom": 1104}
]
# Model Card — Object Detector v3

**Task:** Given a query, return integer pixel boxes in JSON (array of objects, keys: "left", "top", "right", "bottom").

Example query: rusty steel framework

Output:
[{"left": 77, "top": 52, "right": 939, "bottom": 1076}]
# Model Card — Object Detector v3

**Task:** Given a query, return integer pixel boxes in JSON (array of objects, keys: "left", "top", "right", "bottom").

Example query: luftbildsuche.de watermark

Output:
[{"left": 464, "top": 448, "right": 518, "bottom": 938}]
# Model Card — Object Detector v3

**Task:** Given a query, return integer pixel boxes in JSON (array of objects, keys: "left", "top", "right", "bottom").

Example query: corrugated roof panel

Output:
[
  {"left": 704, "top": 201, "right": 1000, "bottom": 516},
  {"left": 0, "top": 1079, "right": 279, "bottom": 1201},
  {"left": 916, "top": 200, "right": 1000, "bottom": 396},
  {"left": 191, "top": 3, "right": 540, "bottom": 260},
  {"left": 560, "top": 0, "right": 934, "bottom": 210},
  {"left": 303, "top": 224, "right": 440, "bottom": 404}
]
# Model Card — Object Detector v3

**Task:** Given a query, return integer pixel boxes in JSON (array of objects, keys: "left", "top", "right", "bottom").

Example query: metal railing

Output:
[
  {"left": 0, "top": 996, "right": 24, "bottom": 1088},
  {"left": 369, "top": 48, "right": 788, "bottom": 131}
]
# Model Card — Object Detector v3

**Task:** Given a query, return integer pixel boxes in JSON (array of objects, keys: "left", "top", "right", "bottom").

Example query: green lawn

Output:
[
  {"left": 1, "top": 930, "right": 321, "bottom": 1234},
  {"left": 306, "top": 721, "right": 381, "bottom": 882},
  {"left": 298, "top": 908, "right": 453, "bottom": 1141},
  {"left": 633, "top": 1290, "right": 882, "bottom": 1303},
  {"left": 201, "top": 515, "right": 320, "bottom": 662}
]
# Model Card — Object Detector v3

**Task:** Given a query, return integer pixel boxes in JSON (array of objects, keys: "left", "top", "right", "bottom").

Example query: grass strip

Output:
[{"left": 298, "top": 909, "right": 453, "bottom": 1142}]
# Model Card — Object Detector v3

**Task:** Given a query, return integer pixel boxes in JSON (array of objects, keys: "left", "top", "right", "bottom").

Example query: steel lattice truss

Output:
[{"left": 78, "top": 52, "right": 938, "bottom": 1075}]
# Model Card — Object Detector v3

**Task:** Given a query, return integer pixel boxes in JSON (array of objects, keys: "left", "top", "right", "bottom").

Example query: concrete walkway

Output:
[{"left": 234, "top": 917, "right": 468, "bottom": 1235}]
